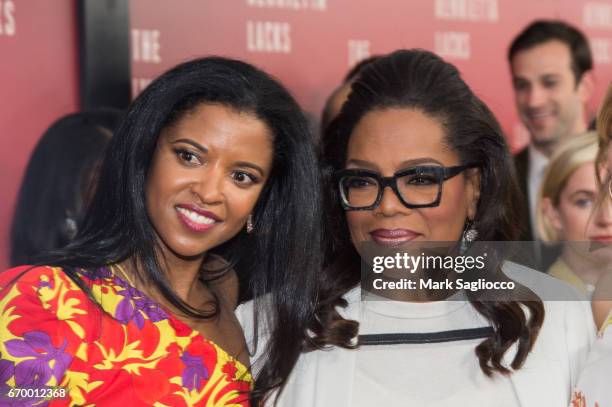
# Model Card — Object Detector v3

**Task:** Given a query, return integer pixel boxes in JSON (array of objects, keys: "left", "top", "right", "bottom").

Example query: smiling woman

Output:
[
  {"left": 146, "top": 104, "right": 273, "bottom": 261},
  {"left": 258, "top": 49, "right": 594, "bottom": 406},
  {"left": 0, "top": 57, "right": 321, "bottom": 406}
]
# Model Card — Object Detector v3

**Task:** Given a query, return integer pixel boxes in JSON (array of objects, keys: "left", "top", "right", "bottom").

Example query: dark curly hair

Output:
[{"left": 312, "top": 49, "right": 545, "bottom": 377}]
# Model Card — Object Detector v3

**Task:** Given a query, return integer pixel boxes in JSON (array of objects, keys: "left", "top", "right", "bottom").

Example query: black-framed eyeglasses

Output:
[{"left": 336, "top": 164, "right": 479, "bottom": 211}]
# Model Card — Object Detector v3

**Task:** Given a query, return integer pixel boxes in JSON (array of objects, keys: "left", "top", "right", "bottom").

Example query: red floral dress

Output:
[{"left": 0, "top": 265, "right": 252, "bottom": 406}]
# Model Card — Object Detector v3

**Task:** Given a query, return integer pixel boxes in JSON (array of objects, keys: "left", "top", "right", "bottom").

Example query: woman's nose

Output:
[
  {"left": 190, "top": 167, "right": 225, "bottom": 205},
  {"left": 375, "top": 186, "right": 411, "bottom": 217}
]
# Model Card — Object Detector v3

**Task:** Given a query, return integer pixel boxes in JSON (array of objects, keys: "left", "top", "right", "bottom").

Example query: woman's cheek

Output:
[{"left": 346, "top": 212, "right": 369, "bottom": 244}]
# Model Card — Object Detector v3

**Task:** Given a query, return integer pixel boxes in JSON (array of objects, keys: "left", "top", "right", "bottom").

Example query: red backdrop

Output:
[
  {"left": 0, "top": 0, "right": 79, "bottom": 270},
  {"left": 130, "top": 0, "right": 612, "bottom": 150},
  {"left": 1, "top": 0, "right": 612, "bottom": 269}
]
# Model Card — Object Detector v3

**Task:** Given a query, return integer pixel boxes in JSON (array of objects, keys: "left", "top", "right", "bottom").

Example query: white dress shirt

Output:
[{"left": 527, "top": 145, "right": 549, "bottom": 240}]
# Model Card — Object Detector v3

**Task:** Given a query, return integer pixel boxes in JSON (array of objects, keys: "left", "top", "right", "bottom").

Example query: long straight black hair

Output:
[
  {"left": 313, "top": 49, "right": 544, "bottom": 376},
  {"left": 10, "top": 110, "right": 120, "bottom": 266},
  {"left": 25, "top": 56, "right": 321, "bottom": 402}
]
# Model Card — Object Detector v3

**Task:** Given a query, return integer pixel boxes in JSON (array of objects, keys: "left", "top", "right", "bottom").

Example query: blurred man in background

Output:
[{"left": 508, "top": 20, "right": 594, "bottom": 261}]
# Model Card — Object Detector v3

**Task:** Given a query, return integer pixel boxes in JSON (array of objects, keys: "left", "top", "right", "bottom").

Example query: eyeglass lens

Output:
[{"left": 341, "top": 171, "right": 440, "bottom": 208}]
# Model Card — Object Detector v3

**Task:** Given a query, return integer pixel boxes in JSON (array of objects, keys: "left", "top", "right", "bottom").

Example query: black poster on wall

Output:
[{"left": 78, "top": 0, "right": 130, "bottom": 109}]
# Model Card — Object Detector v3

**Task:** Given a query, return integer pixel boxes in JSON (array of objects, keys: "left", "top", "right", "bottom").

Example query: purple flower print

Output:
[
  {"left": 0, "top": 357, "right": 14, "bottom": 383},
  {"left": 1, "top": 356, "right": 49, "bottom": 407},
  {"left": 36, "top": 280, "right": 53, "bottom": 291},
  {"left": 4, "top": 332, "right": 72, "bottom": 387},
  {"left": 78, "top": 266, "right": 112, "bottom": 281},
  {"left": 113, "top": 278, "right": 168, "bottom": 329},
  {"left": 0, "top": 357, "right": 15, "bottom": 401},
  {"left": 180, "top": 351, "right": 209, "bottom": 391}
]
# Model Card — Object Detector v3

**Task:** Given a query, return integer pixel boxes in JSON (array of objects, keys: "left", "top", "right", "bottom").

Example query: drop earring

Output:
[
  {"left": 246, "top": 214, "right": 254, "bottom": 234},
  {"left": 64, "top": 210, "right": 78, "bottom": 240},
  {"left": 460, "top": 219, "right": 478, "bottom": 253}
]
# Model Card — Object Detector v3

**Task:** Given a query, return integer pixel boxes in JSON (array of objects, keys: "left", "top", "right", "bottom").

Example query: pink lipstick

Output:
[
  {"left": 175, "top": 204, "right": 220, "bottom": 233},
  {"left": 370, "top": 229, "right": 420, "bottom": 246}
]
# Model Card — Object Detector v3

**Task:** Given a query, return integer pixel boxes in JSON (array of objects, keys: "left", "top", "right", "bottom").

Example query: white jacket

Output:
[{"left": 237, "top": 262, "right": 595, "bottom": 406}]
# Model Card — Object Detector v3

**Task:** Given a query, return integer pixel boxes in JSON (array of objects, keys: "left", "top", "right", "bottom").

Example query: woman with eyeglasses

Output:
[
  {"left": 240, "top": 50, "right": 595, "bottom": 406},
  {"left": 571, "top": 84, "right": 612, "bottom": 407}
]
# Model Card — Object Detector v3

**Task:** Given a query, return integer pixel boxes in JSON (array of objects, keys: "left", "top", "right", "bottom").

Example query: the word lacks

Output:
[
  {"left": 348, "top": 40, "right": 371, "bottom": 67},
  {"left": 583, "top": 2, "right": 612, "bottom": 28},
  {"left": 435, "top": 31, "right": 470, "bottom": 60},
  {"left": 592, "top": 38, "right": 612, "bottom": 65},
  {"left": 132, "top": 29, "right": 161, "bottom": 63},
  {"left": 0, "top": 0, "right": 15, "bottom": 36},
  {"left": 245, "top": 0, "right": 326, "bottom": 11},
  {"left": 247, "top": 21, "right": 291, "bottom": 53},
  {"left": 435, "top": 0, "right": 498, "bottom": 22}
]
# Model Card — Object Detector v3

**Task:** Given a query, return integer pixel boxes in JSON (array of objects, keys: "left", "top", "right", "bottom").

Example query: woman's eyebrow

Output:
[
  {"left": 170, "top": 138, "right": 208, "bottom": 153},
  {"left": 569, "top": 190, "right": 596, "bottom": 198},
  {"left": 345, "top": 158, "right": 378, "bottom": 170},
  {"left": 346, "top": 157, "right": 444, "bottom": 170},
  {"left": 398, "top": 157, "right": 443, "bottom": 167},
  {"left": 234, "top": 161, "right": 265, "bottom": 177}
]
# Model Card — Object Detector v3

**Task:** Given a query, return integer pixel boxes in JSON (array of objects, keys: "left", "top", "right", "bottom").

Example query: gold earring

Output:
[{"left": 246, "top": 214, "right": 254, "bottom": 233}]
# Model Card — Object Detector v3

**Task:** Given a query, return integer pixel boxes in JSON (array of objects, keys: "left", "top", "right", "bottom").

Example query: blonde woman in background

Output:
[
  {"left": 571, "top": 84, "right": 612, "bottom": 407},
  {"left": 538, "top": 131, "right": 612, "bottom": 296}
]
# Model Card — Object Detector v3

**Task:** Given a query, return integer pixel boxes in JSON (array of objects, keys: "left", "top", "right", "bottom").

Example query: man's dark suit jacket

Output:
[
  {"left": 514, "top": 148, "right": 532, "bottom": 241},
  {"left": 513, "top": 147, "right": 560, "bottom": 272}
]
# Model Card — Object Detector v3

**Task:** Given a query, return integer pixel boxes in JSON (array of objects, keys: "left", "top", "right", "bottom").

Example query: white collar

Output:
[{"left": 527, "top": 144, "right": 549, "bottom": 177}]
